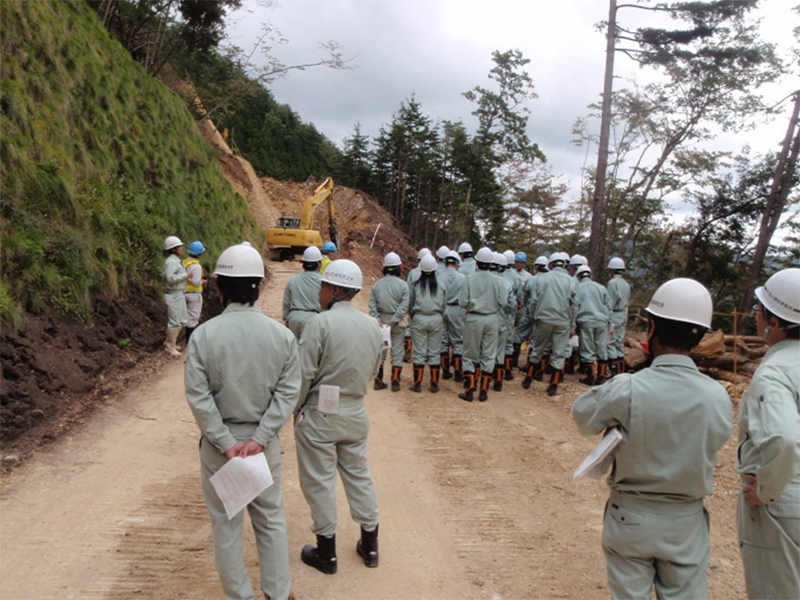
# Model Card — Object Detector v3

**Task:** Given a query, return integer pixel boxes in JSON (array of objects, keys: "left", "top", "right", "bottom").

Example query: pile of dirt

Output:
[
  {"left": 259, "top": 176, "right": 417, "bottom": 283},
  {"left": 1, "top": 290, "right": 165, "bottom": 451}
]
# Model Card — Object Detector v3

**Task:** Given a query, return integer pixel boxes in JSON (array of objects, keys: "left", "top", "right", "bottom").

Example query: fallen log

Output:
[
  {"left": 724, "top": 335, "right": 763, "bottom": 344},
  {"left": 696, "top": 353, "right": 760, "bottom": 373},
  {"left": 693, "top": 330, "right": 726, "bottom": 356},
  {"left": 699, "top": 367, "right": 751, "bottom": 384}
]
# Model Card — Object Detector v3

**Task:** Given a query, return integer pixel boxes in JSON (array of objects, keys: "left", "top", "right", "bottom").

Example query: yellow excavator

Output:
[{"left": 266, "top": 177, "right": 340, "bottom": 261}]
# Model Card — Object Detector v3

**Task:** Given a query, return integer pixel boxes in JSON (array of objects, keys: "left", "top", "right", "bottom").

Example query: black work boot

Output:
[
  {"left": 459, "top": 372, "right": 476, "bottom": 402},
  {"left": 409, "top": 364, "right": 424, "bottom": 393},
  {"left": 391, "top": 366, "right": 402, "bottom": 392},
  {"left": 453, "top": 355, "right": 464, "bottom": 383},
  {"left": 301, "top": 534, "right": 337, "bottom": 574},
  {"left": 493, "top": 364, "right": 504, "bottom": 392},
  {"left": 564, "top": 351, "right": 577, "bottom": 374},
  {"left": 374, "top": 365, "right": 388, "bottom": 390},
  {"left": 356, "top": 525, "right": 379, "bottom": 568},
  {"left": 430, "top": 366, "right": 441, "bottom": 393},
  {"left": 534, "top": 356, "right": 548, "bottom": 381},
  {"left": 479, "top": 373, "right": 491, "bottom": 402},
  {"left": 546, "top": 369, "right": 564, "bottom": 397},
  {"left": 504, "top": 355, "right": 515, "bottom": 381},
  {"left": 579, "top": 362, "right": 598, "bottom": 386},
  {"left": 522, "top": 361, "right": 535, "bottom": 389},
  {"left": 441, "top": 353, "right": 453, "bottom": 379},
  {"left": 595, "top": 361, "right": 610, "bottom": 384}
]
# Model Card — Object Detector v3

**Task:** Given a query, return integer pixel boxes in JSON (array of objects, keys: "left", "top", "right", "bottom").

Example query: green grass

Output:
[{"left": 0, "top": 0, "right": 264, "bottom": 327}]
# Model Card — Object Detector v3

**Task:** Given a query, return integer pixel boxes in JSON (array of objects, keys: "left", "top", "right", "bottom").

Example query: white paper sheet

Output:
[
  {"left": 380, "top": 324, "right": 392, "bottom": 348},
  {"left": 210, "top": 453, "right": 274, "bottom": 520},
  {"left": 318, "top": 384, "right": 340, "bottom": 414},
  {"left": 573, "top": 427, "right": 623, "bottom": 480}
]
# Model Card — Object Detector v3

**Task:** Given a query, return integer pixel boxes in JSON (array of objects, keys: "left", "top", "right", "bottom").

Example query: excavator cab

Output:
[{"left": 266, "top": 178, "right": 339, "bottom": 261}]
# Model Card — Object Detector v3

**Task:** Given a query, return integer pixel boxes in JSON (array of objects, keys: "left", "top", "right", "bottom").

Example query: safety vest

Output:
[
  {"left": 320, "top": 256, "right": 331, "bottom": 274},
  {"left": 182, "top": 258, "right": 203, "bottom": 293}
]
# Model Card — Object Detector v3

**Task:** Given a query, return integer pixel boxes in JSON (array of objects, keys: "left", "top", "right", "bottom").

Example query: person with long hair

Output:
[{"left": 408, "top": 254, "right": 448, "bottom": 393}]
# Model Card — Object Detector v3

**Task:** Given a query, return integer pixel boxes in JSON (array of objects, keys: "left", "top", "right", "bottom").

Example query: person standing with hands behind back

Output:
[
  {"left": 737, "top": 268, "right": 800, "bottom": 600},
  {"left": 185, "top": 243, "right": 300, "bottom": 600},
  {"left": 572, "top": 278, "right": 731, "bottom": 600},
  {"left": 294, "top": 260, "right": 383, "bottom": 575}
]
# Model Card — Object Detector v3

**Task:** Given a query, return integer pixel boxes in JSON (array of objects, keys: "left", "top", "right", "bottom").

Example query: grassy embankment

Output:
[{"left": 0, "top": 0, "right": 263, "bottom": 328}]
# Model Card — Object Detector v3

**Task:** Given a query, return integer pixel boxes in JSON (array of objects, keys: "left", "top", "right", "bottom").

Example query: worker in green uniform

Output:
[
  {"left": 572, "top": 277, "right": 732, "bottom": 600},
  {"left": 737, "top": 268, "right": 800, "bottom": 600},
  {"left": 513, "top": 254, "right": 548, "bottom": 370},
  {"left": 403, "top": 248, "right": 431, "bottom": 362},
  {"left": 369, "top": 252, "right": 410, "bottom": 392},
  {"left": 490, "top": 252, "right": 515, "bottom": 392},
  {"left": 502, "top": 250, "right": 523, "bottom": 380},
  {"left": 574, "top": 265, "right": 612, "bottom": 385},
  {"left": 185, "top": 243, "right": 299, "bottom": 600},
  {"left": 458, "top": 247, "right": 507, "bottom": 402},
  {"left": 282, "top": 246, "right": 322, "bottom": 339},
  {"left": 522, "top": 252, "right": 577, "bottom": 396},
  {"left": 294, "top": 260, "right": 383, "bottom": 575},
  {"left": 435, "top": 245, "right": 449, "bottom": 276},
  {"left": 606, "top": 257, "right": 631, "bottom": 376},
  {"left": 440, "top": 251, "right": 466, "bottom": 382},
  {"left": 458, "top": 242, "right": 476, "bottom": 276},
  {"left": 163, "top": 235, "right": 188, "bottom": 357},
  {"left": 408, "top": 254, "right": 448, "bottom": 393}
]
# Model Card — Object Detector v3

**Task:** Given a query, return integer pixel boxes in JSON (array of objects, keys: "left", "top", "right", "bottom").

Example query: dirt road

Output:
[{"left": 0, "top": 264, "right": 748, "bottom": 599}]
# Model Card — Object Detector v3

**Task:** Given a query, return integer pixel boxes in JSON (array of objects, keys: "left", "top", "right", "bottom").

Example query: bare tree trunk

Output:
[
  {"left": 588, "top": 0, "right": 617, "bottom": 273},
  {"left": 738, "top": 90, "right": 800, "bottom": 328}
]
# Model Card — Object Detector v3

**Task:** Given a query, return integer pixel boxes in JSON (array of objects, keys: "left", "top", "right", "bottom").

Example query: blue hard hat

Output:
[
  {"left": 188, "top": 241, "right": 206, "bottom": 256},
  {"left": 515, "top": 252, "right": 527, "bottom": 263},
  {"left": 322, "top": 241, "right": 337, "bottom": 253}
]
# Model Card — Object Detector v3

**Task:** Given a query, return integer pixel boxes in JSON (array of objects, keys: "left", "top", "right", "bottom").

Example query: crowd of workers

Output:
[{"left": 162, "top": 235, "right": 798, "bottom": 600}]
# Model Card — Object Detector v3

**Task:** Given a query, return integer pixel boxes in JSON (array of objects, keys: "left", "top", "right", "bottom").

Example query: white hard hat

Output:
[
  {"left": 436, "top": 245, "right": 450, "bottom": 259},
  {"left": 214, "top": 244, "right": 265, "bottom": 278},
  {"left": 608, "top": 257, "right": 626, "bottom": 270},
  {"left": 420, "top": 254, "right": 437, "bottom": 273},
  {"left": 755, "top": 268, "right": 800, "bottom": 325},
  {"left": 446, "top": 250, "right": 461, "bottom": 263},
  {"left": 534, "top": 255, "right": 549, "bottom": 267},
  {"left": 475, "top": 247, "right": 494, "bottom": 264},
  {"left": 549, "top": 252, "right": 568, "bottom": 266},
  {"left": 164, "top": 235, "right": 183, "bottom": 250},
  {"left": 383, "top": 252, "right": 402, "bottom": 267},
  {"left": 417, "top": 248, "right": 432, "bottom": 260},
  {"left": 241, "top": 241, "right": 252, "bottom": 247},
  {"left": 576, "top": 265, "right": 592, "bottom": 277},
  {"left": 493, "top": 252, "right": 508, "bottom": 267},
  {"left": 646, "top": 278, "right": 712, "bottom": 328},
  {"left": 321, "top": 259, "right": 363, "bottom": 290},
  {"left": 302, "top": 246, "right": 323, "bottom": 262},
  {"left": 458, "top": 242, "right": 473, "bottom": 254},
  {"left": 503, "top": 250, "right": 516, "bottom": 264},
  {"left": 570, "top": 254, "right": 588, "bottom": 266}
]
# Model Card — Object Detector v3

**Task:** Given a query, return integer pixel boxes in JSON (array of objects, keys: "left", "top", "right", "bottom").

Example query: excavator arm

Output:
[{"left": 299, "top": 178, "right": 335, "bottom": 231}]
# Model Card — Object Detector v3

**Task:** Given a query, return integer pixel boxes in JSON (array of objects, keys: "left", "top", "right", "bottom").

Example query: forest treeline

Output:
[{"left": 2, "top": 0, "right": 797, "bottom": 333}]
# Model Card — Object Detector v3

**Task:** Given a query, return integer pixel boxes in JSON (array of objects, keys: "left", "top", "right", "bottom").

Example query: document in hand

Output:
[
  {"left": 573, "top": 427, "right": 624, "bottom": 480},
  {"left": 210, "top": 453, "right": 274, "bottom": 519}
]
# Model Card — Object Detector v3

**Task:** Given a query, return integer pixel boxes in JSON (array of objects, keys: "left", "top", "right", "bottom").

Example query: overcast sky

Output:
[{"left": 225, "top": 0, "right": 799, "bottom": 208}]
